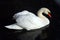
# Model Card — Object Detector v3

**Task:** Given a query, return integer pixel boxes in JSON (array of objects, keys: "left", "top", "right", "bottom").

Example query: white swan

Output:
[{"left": 5, "top": 8, "right": 51, "bottom": 30}]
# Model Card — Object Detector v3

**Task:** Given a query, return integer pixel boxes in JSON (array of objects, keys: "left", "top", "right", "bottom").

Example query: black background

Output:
[{"left": 0, "top": 0, "right": 60, "bottom": 40}]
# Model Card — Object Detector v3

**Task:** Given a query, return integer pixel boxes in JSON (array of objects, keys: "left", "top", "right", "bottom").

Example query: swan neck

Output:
[
  {"left": 37, "top": 10, "right": 50, "bottom": 25},
  {"left": 37, "top": 11, "right": 45, "bottom": 18}
]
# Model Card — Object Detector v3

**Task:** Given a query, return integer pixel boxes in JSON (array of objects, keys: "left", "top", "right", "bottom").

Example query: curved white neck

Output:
[
  {"left": 37, "top": 10, "right": 46, "bottom": 19},
  {"left": 37, "top": 10, "right": 50, "bottom": 25}
]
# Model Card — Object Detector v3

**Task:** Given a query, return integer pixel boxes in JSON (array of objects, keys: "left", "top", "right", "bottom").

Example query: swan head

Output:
[{"left": 37, "top": 7, "right": 51, "bottom": 17}]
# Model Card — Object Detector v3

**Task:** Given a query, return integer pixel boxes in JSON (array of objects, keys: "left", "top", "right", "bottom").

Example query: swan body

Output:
[{"left": 5, "top": 8, "right": 51, "bottom": 30}]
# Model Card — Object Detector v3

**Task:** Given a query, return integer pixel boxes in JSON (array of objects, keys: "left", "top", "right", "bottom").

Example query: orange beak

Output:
[{"left": 48, "top": 12, "right": 51, "bottom": 18}]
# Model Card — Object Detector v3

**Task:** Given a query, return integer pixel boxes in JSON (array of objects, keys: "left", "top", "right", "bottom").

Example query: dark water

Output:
[{"left": 0, "top": 0, "right": 60, "bottom": 40}]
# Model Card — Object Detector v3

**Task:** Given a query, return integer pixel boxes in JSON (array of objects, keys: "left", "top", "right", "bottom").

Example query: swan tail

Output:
[{"left": 5, "top": 23, "right": 23, "bottom": 30}]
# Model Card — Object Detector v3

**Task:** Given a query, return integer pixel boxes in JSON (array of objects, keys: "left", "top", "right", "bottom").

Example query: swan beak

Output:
[{"left": 48, "top": 13, "right": 51, "bottom": 18}]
